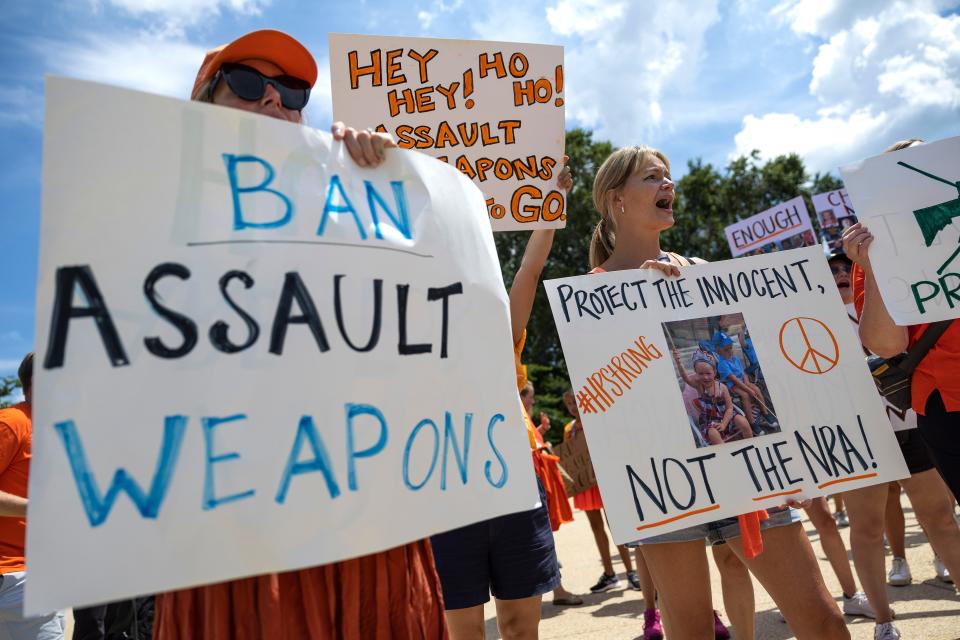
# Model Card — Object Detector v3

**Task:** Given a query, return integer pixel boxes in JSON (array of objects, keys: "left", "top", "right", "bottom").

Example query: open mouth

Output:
[
  {"left": 836, "top": 277, "right": 850, "bottom": 289},
  {"left": 656, "top": 196, "right": 673, "bottom": 210}
]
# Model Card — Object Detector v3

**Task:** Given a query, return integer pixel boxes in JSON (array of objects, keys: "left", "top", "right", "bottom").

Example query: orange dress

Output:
[
  {"left": 153, "top": 540, "right": 447, "bottom": 639},
  {"left": 563, "top": 420, "right": 604, "bottom": 512},
  {"left": 516, "top": 332, "right": 574, "bottom": 532}
]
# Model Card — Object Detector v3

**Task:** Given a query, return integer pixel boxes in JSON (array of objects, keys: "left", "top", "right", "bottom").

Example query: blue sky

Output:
[{"left": 1, "top": 0, "right": 958, "bottom": 379}]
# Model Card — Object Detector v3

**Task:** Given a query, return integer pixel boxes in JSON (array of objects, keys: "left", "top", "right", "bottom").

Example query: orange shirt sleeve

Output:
[
  {"left": 514, "top": 329, "right": 528, "bottom": 393},
  {"left": 852, "top": 264, "right": 866, "bottom": 318},
  {"left": 0, "top": 421, "right": 20, "bottom": 476}
]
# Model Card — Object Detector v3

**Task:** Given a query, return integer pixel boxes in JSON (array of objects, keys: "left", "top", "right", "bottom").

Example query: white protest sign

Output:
[
  {"left": 27, "top": 77, "right": 539, "bottom": 614},
  {"left": 811, "top": 188, "right": 855, "bottom": 229},
  {"left": 724, "top": 196, "right": 816, "bottom": 257},
  {"left": 840, "top": 136, "right": 960, "bottom": 324},
  {"left": 329, "top": 34, "right": 565, "bottom": 232},
  {"left": 544, "top": 246, "right": 907, "bottom": 542}
]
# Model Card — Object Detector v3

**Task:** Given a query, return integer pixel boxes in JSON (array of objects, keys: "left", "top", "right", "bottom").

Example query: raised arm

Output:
[
  {"left": 508, "top": 156, "right": 571, "bottom": 345},
  {"left": 842, "top": 224, "right": 909, "bottom": 357},
  {"left": 672, "top": 348, "right": 698, "bottom": 388},
  {"left": 509, "top": 229, "right": 556, "bottom": 345}
]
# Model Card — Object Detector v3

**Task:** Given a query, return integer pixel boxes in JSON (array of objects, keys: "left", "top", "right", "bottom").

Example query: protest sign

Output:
[
  {"left": 724, "top": 196, "right": 816, "bottom": 257},
  {"left": 812, "top": 188, "right": 855, "bottom": 229},
  {"left": 840, "top": 136, "right": 960, "bottom": 324},
  {"left": 27, "top": 77, "right": 540, "bottom": 614},
  {"left": 544, "top": 246, "right": 908, "bottom": 542},
  {"left": 552, "top": 434, "right": 597, "bottom": 497},
  {"left": 329, "top": 34, "right": 565, "bottom": 232}
]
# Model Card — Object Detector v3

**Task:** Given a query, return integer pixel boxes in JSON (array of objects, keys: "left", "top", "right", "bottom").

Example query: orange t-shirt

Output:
[
  {"left": 852, "top": 265, "right": 960, "bottom": 415},
  {"left": 0, "top": 402, "right": 31, "bottom": 573}
]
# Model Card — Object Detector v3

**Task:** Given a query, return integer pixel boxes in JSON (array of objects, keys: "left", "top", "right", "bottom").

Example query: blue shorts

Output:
[
  {"left": 429, "top": 479, "right": 561, "bottom": 609},
  {"left": 631, "top": 506, "right": 800, "bottom": 546}
]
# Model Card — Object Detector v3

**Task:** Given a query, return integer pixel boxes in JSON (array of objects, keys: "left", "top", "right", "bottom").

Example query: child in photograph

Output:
[
  {"left": 713, "top": 332, "right": 777, "bottom": 433},
  {"left": 820, "top": 209, "right": 838, "bottom": 227},
  {"left": 737, "top": 326, "right": 760, "bottom": 381},
  {"left": 672, "top": 349, "right": 753, "bottom": 445}
]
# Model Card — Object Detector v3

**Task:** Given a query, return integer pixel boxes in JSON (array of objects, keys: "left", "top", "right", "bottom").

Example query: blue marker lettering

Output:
[
  {"left": 345, "top": 403, "right": 388, "bottom": 491},
  {"left": 365, "top": 180, "right": 412, "bottom": 240},
  {"left": 318, "top": 175, "right": 367, "bottom": 239},
  {"left": 276, "top": 415, "right": 341, "bottom": 503},
  {"left": 222, "top": 154, "right": 293, "bottom": 230},
  {"left": 55, "top": 416, "right": 187, "bottom": 527},
  {"left": 484, "top": 413, "right": 509, "bottom": 488},
  {"left": 402, "top": 418, "right": 440, "bottom": 491},
  {"left": 441, "top": 411, "right": 471, "bottom": 490},
  {"left": 202, "top": 414, "right": 255, "bottom": 510}
]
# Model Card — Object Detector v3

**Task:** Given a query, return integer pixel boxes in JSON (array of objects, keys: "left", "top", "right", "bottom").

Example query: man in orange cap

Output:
[
  {"left": 192, "top": 28, "right": 395, "bottom": 166},
  {"left": 149, "top": 30, "right": 448, "bottom": 639}
]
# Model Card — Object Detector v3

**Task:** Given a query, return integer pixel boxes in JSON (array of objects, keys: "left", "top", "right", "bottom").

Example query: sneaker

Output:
[
  {"left": 713, "top": 610, "right": 731, "bottom": 639},
  {"left": 834, "top": 510, "right": 849, "bottom": 528},
  {"left": 626, "top": 570, "right": 642, "bottom": 591},
  {"left": 888, "top": 557, "right": 912, "bottom": 586},
  {"left": 934, "top": 555, "right": 953, "bottom": 583},
  {"left": 643, "top": 608, "right": 664, "bottom": 640},
  {"left": 843, "top": 591, "right": 877, "bottom": 618},
  {"left": 751, "top": 418, "right": 768, "bottom": 436},
  {"left": 874, "top": 621, "right": 902, "bottom": 640},
  {"left": 590, "top": 572, "right": 621, "bottom": 593}
]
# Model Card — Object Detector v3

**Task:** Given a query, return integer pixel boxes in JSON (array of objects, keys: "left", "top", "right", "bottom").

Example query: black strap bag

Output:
[{"left": 867, "top": 320, "right": 952, "bottom": 412}]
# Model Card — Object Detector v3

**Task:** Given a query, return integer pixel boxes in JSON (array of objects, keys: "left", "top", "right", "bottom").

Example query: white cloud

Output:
[
  {"left": 546, "top": 0, "right": 625, "bottom": 36},
  {"left": 417, "top": 0, "right": 464, "bottom": 32},
  {"left": 735, "top": 2, "right": 960, "bottom": 173},
  {"left": 303, "top": 54, "right": 333, "bottom": 128},
  {"left": 544, "top": 0, "right": 721, "bottom": 144},
  {"left": 45, "top": 32, "right": 207, "bottom": 99}
]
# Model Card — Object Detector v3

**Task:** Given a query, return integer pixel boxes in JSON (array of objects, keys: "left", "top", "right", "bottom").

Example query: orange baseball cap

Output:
[{"left": 191, "top": 29, "right": 318, "bottom": 100}]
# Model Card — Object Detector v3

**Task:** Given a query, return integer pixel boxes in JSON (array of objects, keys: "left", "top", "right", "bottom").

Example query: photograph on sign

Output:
[
  {"left": 27, "top": 77, "right": 540, "bottom": 614},
  {"left": 664, "top": 313, "right": 781, "bottom": 449},
  {"left": 724, "top": 196, "right": 816, "bottom": 257},
  {"left": 545, "top": 246, "right": 908, "bottom": 544},
  {"left": 811, "top": 188, "right": 855, "bottom": 229},
  {"left": 329, "top": 33, "right": 565, "bottom": 231},
  {"left": 840, "top": 136, "right": 960, "bottom": 324}
]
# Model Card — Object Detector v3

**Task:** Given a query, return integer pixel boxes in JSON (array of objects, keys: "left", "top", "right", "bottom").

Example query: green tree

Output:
[
  {"left": 663, "top": 151, "right": 844, "bottom": 261},
  {"left": 0, "top": 376, "right": 21, "bottom": 409}
]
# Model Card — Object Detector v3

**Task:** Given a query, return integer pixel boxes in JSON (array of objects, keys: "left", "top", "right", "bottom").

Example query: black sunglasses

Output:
[
  {"left": 830, "top": 262, "right": 851, "bottom": 275},
  {"left": 210, "top": 63, "right": 311, "bottom": 111}
]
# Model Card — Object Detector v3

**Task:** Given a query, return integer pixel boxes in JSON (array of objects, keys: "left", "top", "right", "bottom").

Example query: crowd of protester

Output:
[{"left": 0, "top": 28, "right": 957, "bottom": 640}]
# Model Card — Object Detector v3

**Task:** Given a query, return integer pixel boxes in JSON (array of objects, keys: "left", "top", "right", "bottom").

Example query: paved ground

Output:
[{"left": 483, "top": 494, "right": 960, "bottom": 639}]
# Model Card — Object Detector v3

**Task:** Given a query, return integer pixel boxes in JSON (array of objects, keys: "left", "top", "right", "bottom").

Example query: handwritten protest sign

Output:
[
  {"left": 724, "top": 196, "right": 816, "bottom": 257},
  {"left": 27, "top": 77, "right": 540, "bottom": 614},
  {"left": 552, "top": 435, "right": 597, "bottom": 497},
  {"left": 545, "top": 246, "right": 907, "bottom": 542},
  {"left": 812, "top": 188, "right": 855, "bottom": 229},
  {"left": 329, "top": 34, "right": 565, "bottom": 232},
  {"left": 840, "top": 136, "right": 960, "bottom": 324}
]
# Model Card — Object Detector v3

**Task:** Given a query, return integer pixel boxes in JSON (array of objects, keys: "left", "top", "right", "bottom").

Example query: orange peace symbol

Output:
[{"left": 778, "top": 317, "right": 840, "bottom": 375}]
